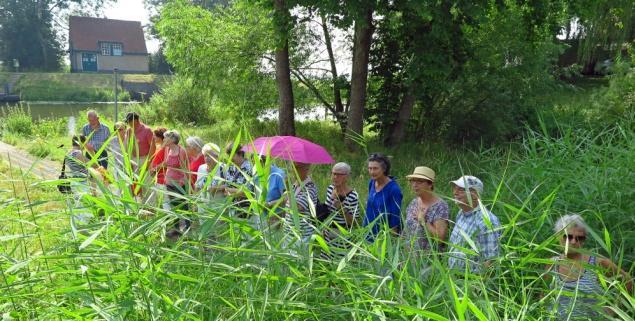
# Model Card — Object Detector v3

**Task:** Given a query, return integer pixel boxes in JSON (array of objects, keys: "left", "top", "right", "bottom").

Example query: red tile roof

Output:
[{"left": 69, "top": 16, "right": 148, "bottom": 54}]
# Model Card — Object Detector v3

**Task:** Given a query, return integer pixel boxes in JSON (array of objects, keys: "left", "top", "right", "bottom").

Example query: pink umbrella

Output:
[{"left": 243, "top": 136, "right": 335, "bottom": 164}]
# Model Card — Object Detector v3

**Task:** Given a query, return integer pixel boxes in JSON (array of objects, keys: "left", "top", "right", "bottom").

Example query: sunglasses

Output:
[
  {"left": 562, "top": 234, "right": 586, "bottom": 242},
  {"left": 331, "top": 172, "right": 348, "bottom": 176}
]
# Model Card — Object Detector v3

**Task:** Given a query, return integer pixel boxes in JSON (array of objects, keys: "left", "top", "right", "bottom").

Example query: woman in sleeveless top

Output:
[
  {"left": 159, "top": 130, "right": 190, "bottom": 238},
  {"left": 543, "top": 214, "right": 632, "bottom": 320}
]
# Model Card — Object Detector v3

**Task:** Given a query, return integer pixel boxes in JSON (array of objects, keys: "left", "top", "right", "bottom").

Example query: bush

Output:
[
  {"left": 591, "top": 66, "right": 635, "bottom": 126},
  {"left": 33, "top": 118, "right": 68, "bottom": 138},
  {"left": 146, "top": 76, "right": 215, "bottom": 125},
  {"left": 1, "top": 105, "right": 33, "bottom": 136},
  {"left": 27, "top": 138, "right": 52, "bottom": 158}
]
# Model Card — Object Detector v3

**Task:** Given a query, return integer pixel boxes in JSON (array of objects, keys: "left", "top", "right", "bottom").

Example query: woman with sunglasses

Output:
[
  {"left": 323, "top": 162, "right": 360, "bottom": 255},
  {"left": 544, "top": 214, "right": 632, "bottom": 319}
]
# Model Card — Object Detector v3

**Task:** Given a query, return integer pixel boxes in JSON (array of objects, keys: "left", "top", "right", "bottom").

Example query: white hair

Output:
[
  {"left": 332, "top": 162, "right": 351, "bottom": 175},
  {"left": 554, "top": 214, "right": 587, "bottom": 233},
  {"left": 185, "top": 136, "right": 204, "bottom": 152},
  {"left": 87, "top": 110, "right": 99, "bottom": 118},
  {"left": 164, "top": 130, "right": 181, "bottom": 144},
  {"left": 202, "top": 143, "right": 221, "bottom": 158}
]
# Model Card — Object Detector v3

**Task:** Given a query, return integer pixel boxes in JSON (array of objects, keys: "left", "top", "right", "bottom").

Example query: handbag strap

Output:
[{"left": 61, "top": 156, "right": 67, "bottom": 175}]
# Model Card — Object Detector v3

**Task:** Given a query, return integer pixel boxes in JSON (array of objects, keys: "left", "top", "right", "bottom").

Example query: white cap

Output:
[{"left": 450, "top": 175, "right": 483, "bottom": 194}]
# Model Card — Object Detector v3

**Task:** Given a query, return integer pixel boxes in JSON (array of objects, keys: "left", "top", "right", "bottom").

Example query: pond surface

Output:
[
  {"left": 1, "top": 102, "right": 139, "bottom": 121},
  {"left": 1, "top": 101, "right": 333, "bottom": 124}
]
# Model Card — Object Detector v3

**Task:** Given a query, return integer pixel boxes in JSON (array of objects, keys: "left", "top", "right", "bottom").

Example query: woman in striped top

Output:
[
  {"left": 544, "top": 214, "right": 632, "bottom": 319},
  {"left": 324, "top": 162, "right": 359, "bottom": 252},
  {"left": 283, "top": 162, "right": 319, "bottom": 247}
]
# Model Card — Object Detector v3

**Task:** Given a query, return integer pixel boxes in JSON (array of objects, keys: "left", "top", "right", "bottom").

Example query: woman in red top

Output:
[
  {"left": 149, "top": 127, "right": 168, "bottom": 209},
  {"left": 185, "top": 136, "right": 205, "bottom": 189}
]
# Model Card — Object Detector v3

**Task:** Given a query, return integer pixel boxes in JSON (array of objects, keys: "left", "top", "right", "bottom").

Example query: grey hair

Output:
[
  {"left": 164, "top": 130, "right": 181, "bottom": 145},
  {"left": 554, "top": 214, "right": 587, "bottom": 233},
  {"left": 87, "top": 110, "right": 99, "bottom": 118},
  {"left": 185, "top": 136, "right": 204, "bottom": 152},
  {"left": 332, "top": 162, "right": 351, "bottom": 175},
  {"left": 202, "top": 143, "right": 221, "bottom": 158}
]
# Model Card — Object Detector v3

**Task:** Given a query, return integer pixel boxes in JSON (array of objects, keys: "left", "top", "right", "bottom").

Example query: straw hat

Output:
[{"left": 406, "top": 166, "right": 436, "bottom": 182}]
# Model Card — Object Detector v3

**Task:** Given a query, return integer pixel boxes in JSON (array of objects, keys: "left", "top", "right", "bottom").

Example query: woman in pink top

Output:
[{"left": 160, "top": 130, "right": 190, "bottom": 237}]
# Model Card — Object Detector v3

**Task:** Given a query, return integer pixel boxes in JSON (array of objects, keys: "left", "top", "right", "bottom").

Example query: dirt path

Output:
[{"left": 0, "top": 141, "right": 60, "bottom": 179}]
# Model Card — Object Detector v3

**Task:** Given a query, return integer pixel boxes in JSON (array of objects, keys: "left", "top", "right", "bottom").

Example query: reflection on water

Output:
[
  {"left": 68, "top": 116, "right": 76, "bottom": 136},
  {"left": 2, "top": 102, "right": 139, "bottom": 121}
]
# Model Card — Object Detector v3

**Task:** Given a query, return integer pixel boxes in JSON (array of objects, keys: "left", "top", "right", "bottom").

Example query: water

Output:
[{"left": 2, "top": 102, "right": 139, "bottom": 121}]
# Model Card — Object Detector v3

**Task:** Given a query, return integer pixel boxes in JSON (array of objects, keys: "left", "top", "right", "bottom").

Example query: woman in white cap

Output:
[
  {"left": 544, "top": 214, "right": 632, "bottom": 319},
  {"left": 403, "top": 166, "right": 449, "bottom": 253},
  {"left": 195, "top": 143, "right": 226, "bottom": 209}
]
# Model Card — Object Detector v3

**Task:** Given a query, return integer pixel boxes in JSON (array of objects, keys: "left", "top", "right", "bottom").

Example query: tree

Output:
[
  {"left": 272, "top": 0, "right": 296, "bottom": 135},
  {"left": 157, "top": 0, "right": 278, "bottom": 118},
  {"left": 0, "top": 0, "right": 112, "bottom": 71}
]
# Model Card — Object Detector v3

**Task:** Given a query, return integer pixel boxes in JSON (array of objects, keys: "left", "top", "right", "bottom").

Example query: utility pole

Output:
[{"left": 114, "top": 68, "right": 119, "bottom": 122}]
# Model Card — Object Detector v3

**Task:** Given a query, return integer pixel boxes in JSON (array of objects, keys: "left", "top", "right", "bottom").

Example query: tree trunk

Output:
[
  {"left": 321, "top": 14, "right": 344, "bottom": 116},
  {"left": 273, "top": 0, "right": 295, "bottom": 136},
  {"left": 385, "top": 87, "right": 416, "bottom": 146},
  {"left": 345, "top": 8, "right": 374, "bottom": 149}
]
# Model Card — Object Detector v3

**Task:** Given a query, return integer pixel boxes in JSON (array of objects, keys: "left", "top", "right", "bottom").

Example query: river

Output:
[{"left": 2, "top": 102, "right": 333, "bottom": 123}]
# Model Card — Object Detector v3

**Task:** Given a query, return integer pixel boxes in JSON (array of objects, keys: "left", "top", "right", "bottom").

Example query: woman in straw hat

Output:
[{"left": 403, "top": 166, "right": 449, "bottom": 253}]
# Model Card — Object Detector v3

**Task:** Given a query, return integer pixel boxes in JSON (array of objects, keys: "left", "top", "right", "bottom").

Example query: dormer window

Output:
[{"left": 100, "top": 42, "right": 123, "bottom": 56}]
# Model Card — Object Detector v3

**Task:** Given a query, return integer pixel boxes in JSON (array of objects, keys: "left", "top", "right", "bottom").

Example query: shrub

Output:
[
  {"left": 27, "top": 138, "right": 52, "bottom": 158},
  {"left": 33, "top": 118, "right": 68, "bottom": 138},
  {"left": 1, "top": 105, "right": 33, "bottom": 136},
  {"left": 146, "top": 76, "right": 215, "bottom": 125}
]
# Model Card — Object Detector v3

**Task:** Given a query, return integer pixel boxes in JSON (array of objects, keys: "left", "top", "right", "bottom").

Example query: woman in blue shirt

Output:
[{"left": 363, "top": 153, "right": 403, "bottom": 239}]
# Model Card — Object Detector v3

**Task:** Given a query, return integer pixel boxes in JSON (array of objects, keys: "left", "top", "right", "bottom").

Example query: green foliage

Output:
[
  {"left": 1, "top": 105, "right": 33, "bottom": 136},
  {"left": 26, "top": 138, "right": 52, "bottom": 158},
  {"left": 32, "top": 117, "right": 68, "bottom": 138},
  {"left": 368, "top": 0, "right": 563, "bottom": 144},
  {"left": 158, "top": 0, "right": 278, "bottom": 117},
  {"left": 589, "top": 66, "right": 635, "bottom": 125},
  {"left": 0, "top": 116, "right": 633, "bottom": 319},
  {"left": 146, "top": 76, "right": 216, "bottom": 125}
]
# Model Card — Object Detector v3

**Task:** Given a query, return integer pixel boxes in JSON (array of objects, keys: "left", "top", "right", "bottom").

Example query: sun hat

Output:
[
  {"left": 450, "top": 175, "right": 483, "bottom": 194},
  {"left": 406, "top": 166, "right": 436, "bottom": 182}
]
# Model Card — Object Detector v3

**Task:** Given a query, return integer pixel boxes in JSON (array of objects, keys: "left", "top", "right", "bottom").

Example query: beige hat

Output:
[{"left": 406, "top": 166, "right": 436, "bottom": 182}]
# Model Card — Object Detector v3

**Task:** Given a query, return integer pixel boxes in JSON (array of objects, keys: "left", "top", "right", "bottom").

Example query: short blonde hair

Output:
[
  {"left": 202, "top": 143, "right": 221, "bottom": 158},
  {"left": 554, "top": 214, "right": 587, "bottom": 233}
]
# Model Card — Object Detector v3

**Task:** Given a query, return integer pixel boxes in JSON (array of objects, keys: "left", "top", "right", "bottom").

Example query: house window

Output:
[
  {"left": 101, "top": 42, "right": 111, "bottom": 56},
  {"left": 112, "top": 43, "right": 122, "bottom": 56},
  {"left": 100, "top": 42, "right": 123, "bottom": 56}
]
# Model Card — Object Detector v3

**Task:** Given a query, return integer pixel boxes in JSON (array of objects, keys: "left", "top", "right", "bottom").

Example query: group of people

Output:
[{"left": 64, "top": 111, "right": 632, "bottom": 320}]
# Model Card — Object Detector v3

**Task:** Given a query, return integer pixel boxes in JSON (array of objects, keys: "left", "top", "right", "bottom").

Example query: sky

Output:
[{"left": 102, "top": 0, "right": 160, "bottom": 53}]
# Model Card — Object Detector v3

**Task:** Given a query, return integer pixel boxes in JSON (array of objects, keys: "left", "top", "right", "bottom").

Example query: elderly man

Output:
[
  {"left": 125, "top": 112, "right": 155, "bottom": 166},
  {"left": 125, "top": 112, "right": 155, "bottom": 197},
  {"left": 82, "top": 110, "right": 111, "bottom": 168},
  {"left": 447, "top": 175, "right": 501, "bottom": 273}
]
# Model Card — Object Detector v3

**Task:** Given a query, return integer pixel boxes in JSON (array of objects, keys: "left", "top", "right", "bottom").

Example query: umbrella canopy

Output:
[{"left": 243, "top": 136, "right": 335, "bottom": 164}]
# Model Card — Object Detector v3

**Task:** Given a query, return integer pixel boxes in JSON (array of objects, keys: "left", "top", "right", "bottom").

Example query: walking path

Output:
[{"left": 0, "top": 141, "right": 59, "bottom": 179}]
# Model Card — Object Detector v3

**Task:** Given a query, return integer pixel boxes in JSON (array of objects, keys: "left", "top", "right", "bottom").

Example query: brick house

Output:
[{"left": 69, "top": 16, "right": 149, "bottom": 73}]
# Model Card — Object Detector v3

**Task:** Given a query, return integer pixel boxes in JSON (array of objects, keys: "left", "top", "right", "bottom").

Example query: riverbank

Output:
[{"left": 0, "top": 72, "right": 172, "bottom": 102}]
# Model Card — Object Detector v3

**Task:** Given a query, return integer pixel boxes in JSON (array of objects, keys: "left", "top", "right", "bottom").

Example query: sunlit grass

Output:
[{"left": 0, "top": 115, "right": 633, "bottom": 319}]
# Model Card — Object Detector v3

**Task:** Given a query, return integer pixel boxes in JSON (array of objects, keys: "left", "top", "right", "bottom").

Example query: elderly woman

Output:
[
  {"left": 159, "top": 130, "right": 189, "bottom": 237},
  {"left": 185, "top": 136, "right": 205, "bottom": 189},
  {"left": 283, "top": 162, "right": 319, "bottom": 246},
  {"left": 403, "top": 166, "right": 449, "bottom": 253},
  {"left": 224, "top": 143, "right": 254, "bottom": 212},
  {"left": 362, "top": 153, "right": 403, "bottom": 240},
  {"left": 544, "top": 214, "right": 633, "bottom": 319},
  {"left": 323, "top": 162, "right": 360, "bottom": 253},
  {"left": 195, "top": 143, "right": 226, "bottom": 203},
  {"left": 148, "top": 127, "right": 168, "bottom": 208}
]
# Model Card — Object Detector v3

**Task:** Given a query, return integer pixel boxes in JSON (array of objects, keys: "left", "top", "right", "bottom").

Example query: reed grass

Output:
[{"left": 0, "top": 115, "right": 633, "bottom": 320}]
